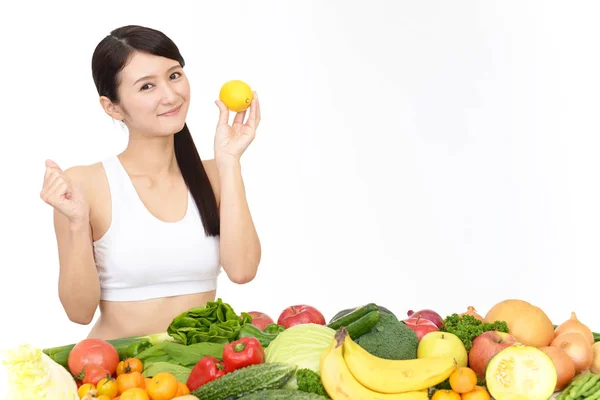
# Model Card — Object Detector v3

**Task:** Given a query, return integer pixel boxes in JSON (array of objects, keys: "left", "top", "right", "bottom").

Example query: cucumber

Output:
[
  {"left": 239, "top": 389, "right": 329, "bottom": 399},
  {"left": 191, "top": 362, "right": 297, "bottom": 400},
  {"left": 327, "top": 303, "right": 378, "bottom": 330},
  {"left": 328, "top": 304, "right": 396, "bottom": 324},
  {"left": 346, "top": 310, "right": 380, "bottom": 339}
]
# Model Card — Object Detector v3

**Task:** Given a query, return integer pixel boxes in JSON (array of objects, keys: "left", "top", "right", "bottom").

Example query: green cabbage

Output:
[
  {"left": 264, "top": 323, "right": 335, "bottom": 389},
  {"left": 1, "top": 344, "right": 78, "bottom": 399}
]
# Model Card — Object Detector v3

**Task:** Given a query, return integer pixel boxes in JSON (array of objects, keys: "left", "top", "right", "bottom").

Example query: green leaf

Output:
[
  {"left": 167, "top": 298, "right": 251, "bottom": 345},
  {"left": 142, "top": 362, "right": 192, "bottom": 382}
]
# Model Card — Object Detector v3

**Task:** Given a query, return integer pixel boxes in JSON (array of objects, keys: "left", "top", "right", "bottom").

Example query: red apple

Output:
[
  {"left": 403, "top": 317, "right": 439, "bottom": 340},
  {"left": 406, "top": 309, "right": 444, "bottom": 328},
  {"left": 277, "top": 305, "right": 326, "bottom": 328},
  {"left": 468, "top": 331, "right": 516, "bottom": 380},
  {"left": 247, "top": 311, "right": 275, "bottom": 331}
]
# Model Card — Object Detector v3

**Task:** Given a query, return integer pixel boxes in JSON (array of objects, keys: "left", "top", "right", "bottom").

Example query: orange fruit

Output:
[
  {"left": 97, "top": 396, "right": 111, "bottom": 400},
  {"left": 120, "top": 387, "right": 149, "bottom": 400},
  {"left": 117, "top": 371, "right": 146, "bottom": 394},
  {"left": 175, "top": 381, "right": 190, "bottom": 396},
  {"left": 450, "top": 367, "right": 478, "bottom": 393},
  {"left": 461, "top": 386, "right": 491, "bottom": 400},
  {"left": 432, "top": 389, "right": 462, "bottom": 400},
  {"left": 146, "top": 372, "right": 179, "bottom": 400}
]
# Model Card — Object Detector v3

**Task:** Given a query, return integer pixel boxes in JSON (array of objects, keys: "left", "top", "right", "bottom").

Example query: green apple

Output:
[{"left": 417, "top": 331, "right": 468, "bottom": 367}]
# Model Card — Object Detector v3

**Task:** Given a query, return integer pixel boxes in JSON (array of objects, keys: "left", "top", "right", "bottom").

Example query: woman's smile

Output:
[{"left": 159, "top": 104, "right": 182, "bottom": 117}]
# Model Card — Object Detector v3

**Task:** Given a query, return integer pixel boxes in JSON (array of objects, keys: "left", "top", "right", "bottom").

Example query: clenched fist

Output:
[{"left": 40, "top": 160, "right": 89, "bottom": 223}]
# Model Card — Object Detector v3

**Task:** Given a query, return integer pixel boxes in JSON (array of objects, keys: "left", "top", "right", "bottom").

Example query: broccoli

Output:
[
  {"left": 296, "top": 368, "right": 331, "bottom": 398},
  {"left": 354, "top": 312, "right": 418, "bottom": 360}
]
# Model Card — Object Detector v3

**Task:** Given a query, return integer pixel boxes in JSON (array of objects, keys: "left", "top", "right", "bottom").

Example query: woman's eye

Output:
[
  {"left": 141, "top": 83, "right": 154, "bottom": 91},
  {"left": 170, "top": 72, "right": 181, "bottom": 80}
]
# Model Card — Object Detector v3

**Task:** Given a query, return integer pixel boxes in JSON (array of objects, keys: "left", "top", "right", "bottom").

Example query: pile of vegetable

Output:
[{"left": 1, "top": 297, "right": 600, "bottom": 400}]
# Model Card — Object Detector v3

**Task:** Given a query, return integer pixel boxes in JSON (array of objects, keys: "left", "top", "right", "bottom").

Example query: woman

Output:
[{"left": 39, "top": 25, "right": 261, "bottom": 340}]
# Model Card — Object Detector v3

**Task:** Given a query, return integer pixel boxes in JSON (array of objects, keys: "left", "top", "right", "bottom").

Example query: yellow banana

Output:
[
  {"left": 342, "top": 328, "right": 456, "bottom": 393},
  {"left": 319, "top": 329, "right": 429, "bottom": 400}
]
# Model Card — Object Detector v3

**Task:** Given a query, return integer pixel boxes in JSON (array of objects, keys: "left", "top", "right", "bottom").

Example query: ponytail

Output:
[{"left": 174, "top": 124, "right": 220, "bottom": 237}]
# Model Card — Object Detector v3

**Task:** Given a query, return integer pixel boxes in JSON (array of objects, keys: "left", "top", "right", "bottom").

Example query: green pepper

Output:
[
  {"left": 236, "top": 324, "right": 285, "bottom": 347},
  {"left": 263, "top": 324, "right": 286, "bottom": 334},
  {"left": 118, "top": 339, "right": 153, "bottom": 359}
]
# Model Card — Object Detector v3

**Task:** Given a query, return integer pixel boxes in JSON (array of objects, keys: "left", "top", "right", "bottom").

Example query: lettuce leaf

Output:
[{"left": 167, "top": 298, "right": 252, "bottom": 345}]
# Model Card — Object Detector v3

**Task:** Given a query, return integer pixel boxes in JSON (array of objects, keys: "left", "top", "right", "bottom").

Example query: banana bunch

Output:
[{"left": 320, "top": 327, "right": 456, "bottom": 399}]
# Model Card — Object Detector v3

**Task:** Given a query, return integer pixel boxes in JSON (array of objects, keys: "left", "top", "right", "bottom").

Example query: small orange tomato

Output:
[
  {"left": 432, "top": 389, "right": 462, "bottom": 400},
  {"left": 146, "top": 372, "right": 179, "bottom": 400},
  {"left": 120, "top": 387, "right": 149, "bottom": 400},
  {"left": 97, "top": 395, "right": 112, "bottom": 400},
  {"left": 117, "top": 371, "right": 146, "bottom": 394},
  {"left": 449, "top": 367, "right": 478, "bottom": 394},
  {"left": 461, "top": 385, "right": 491, "bottom": 400},
  {"left": 78, "top": 383, "right": 95, "bottom": 398},
  {"left": 96, "top": 376, "right": 119, "bottom": 398},
  {"left": 117, "top": 358, "right": 144, "bottom": 375}
]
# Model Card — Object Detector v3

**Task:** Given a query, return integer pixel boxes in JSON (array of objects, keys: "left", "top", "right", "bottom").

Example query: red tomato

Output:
[
  {"left": 82, "top": 364, "right": 111, "bottom": 386},
  {"left": 68, "top": 338, "right": 120, "bottom": 377}
]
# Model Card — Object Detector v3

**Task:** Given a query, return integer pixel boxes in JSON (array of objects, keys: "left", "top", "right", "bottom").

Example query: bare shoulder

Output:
[
  {"left": 64, "top": 162, "right": 107, "bottom": 199},
  {"left": 202, "top": 159, "right": 221, "bottom": 205}
]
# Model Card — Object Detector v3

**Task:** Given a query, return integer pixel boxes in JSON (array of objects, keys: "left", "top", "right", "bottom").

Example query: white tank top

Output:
[{"left": 93, "top": 156, "right": 221, "bottom": 302}]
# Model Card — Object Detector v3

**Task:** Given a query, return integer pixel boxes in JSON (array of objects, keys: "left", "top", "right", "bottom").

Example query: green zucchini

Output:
[
  {"left": 239, "top": 389, "right": 329, "bottom": 399},
  {"left": 346, "top": 310, "right": 380, "bottom": 339},
  {"left": 327, "top": 303, "right": 378, "bottom": 330},
  {"left": 191, "top": 362, "right": 297, "bottom": 400}
]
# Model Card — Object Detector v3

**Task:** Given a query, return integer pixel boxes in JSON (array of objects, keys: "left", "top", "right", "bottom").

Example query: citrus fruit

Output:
[
  {"left": 461, "top": 386, "right": 491, "bottom": 400},
  {"left": 219, "top": 80, "right": 253, "bottom": 112},
  {"left": 450, "top": 367, "right": 478, "bottom": 393},
  {"left": 146, "top": 372, "right": 178, "bottom": 400},
  {"left": 432, "top": 389, "right": 461, "bottom": 400}
]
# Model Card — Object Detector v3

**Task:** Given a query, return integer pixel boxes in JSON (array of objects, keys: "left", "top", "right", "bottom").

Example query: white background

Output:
[{"left": 1, "top": 0, "right": 600, "bottom": 356}]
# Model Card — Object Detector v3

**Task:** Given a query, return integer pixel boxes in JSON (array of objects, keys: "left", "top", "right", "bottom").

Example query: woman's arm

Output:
[
  {"left": 45, "top": 165, "right": 100, "bottom": 324},
  {"left": 210, "top": 93, "right": 262, "bottom": 284},
  {"left": 205, "top": 158, "right": 261, "bottom": 284}
]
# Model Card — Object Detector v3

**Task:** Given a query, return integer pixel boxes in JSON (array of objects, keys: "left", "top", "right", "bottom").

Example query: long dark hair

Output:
[{"left": 91, "top": 25, "right": 220, "bottom": 237}]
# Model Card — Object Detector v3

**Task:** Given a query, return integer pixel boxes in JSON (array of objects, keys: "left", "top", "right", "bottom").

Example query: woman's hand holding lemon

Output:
[{"left": 214, "top": 80, "right": 260, "bottom": 165}]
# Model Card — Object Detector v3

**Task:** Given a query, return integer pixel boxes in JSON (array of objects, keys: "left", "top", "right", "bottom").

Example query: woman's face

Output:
[{"left": 112, "top": 51, "right": 191, "bottom": 137}]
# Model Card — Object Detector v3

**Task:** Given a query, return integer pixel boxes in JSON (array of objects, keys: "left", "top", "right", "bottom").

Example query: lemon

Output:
[{"left": 219, "top": 80, "right": 254, "bottom": 112}]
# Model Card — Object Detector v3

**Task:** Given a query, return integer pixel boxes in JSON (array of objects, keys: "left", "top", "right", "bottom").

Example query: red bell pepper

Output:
[
  {"left": 186, "top": 356, "right": 226, "bottom": 391},
  {"left": 222, "top": 337, "right": 265, "bottom": 373}
]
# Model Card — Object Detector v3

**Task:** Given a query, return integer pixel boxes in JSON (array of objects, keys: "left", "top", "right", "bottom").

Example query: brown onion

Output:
[
  {"left": 551, "top": 332, "right": 593, "bottom": 373},
  {"left": 540, "top": 346, "right": 576, "bottom": 391},
  {"left": 555, "top": 312, "right": 594, "bottom": 344},
  {"left": 459, "top": 306, "right": 484, "bottom": 321},
  {"left": 592, "top": 342, "right": 600, "bottom": 374}
]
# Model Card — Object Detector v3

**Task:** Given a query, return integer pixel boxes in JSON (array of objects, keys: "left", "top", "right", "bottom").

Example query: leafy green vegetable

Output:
[
  {"left": 296, "top": 368, "right": 331, "bottom": 398},
  {"left": 2, "top": 344, "right": 79, "bottom": 400},
  {"left": 136, "top": 341, "right": 225, "bottom": 368},
  {"left": 236, "top": 323, "right": 286, "bottom": 347},
  {"left": 167, "top": 298, "right": 252, "bottom": 345},
  {"left": 265, "top": 324, "right": 336, "bottom": 389},
  {"left": 141, "top": 361, "right": 192, "bottom": 382},
  {"left": 440, "top": 314, "right": 509, "bottom": 351}
]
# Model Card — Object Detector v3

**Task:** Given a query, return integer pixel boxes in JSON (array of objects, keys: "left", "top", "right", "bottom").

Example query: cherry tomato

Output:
[{"left": 117, "top": 358, "right": 144, "bottom": 375}]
